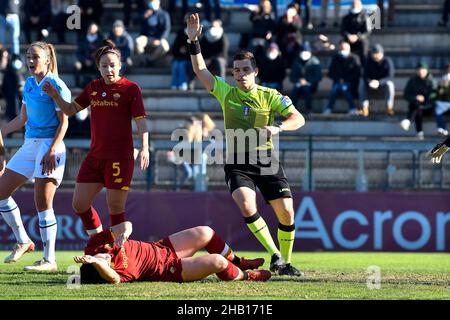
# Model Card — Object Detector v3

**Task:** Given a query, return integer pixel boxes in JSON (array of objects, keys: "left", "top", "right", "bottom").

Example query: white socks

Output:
[
  {"left": 38, "top": 208, "right": 57, "bottom": 263},
  {"left": 0, "top": 197, "right": 30, "bottom": 244}
]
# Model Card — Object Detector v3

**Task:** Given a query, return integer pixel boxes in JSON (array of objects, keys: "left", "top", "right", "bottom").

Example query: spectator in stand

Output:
[
  {"left": 107, "top": 20, "right": 134, "bottom": 72},
  {"left": 120, "top": 0, "right": 146, "bottom": 27},
  {"left": 50, "top": 0, "right": 74, "bottom": 44},
  {"left": 200, "top": 19, "right": 229, "bottom": 79},
  {"left": 0, "top": 0, "right": 21, "bottom": 62},
  {"left": 319, "top": 0, "right": 341, "bottom": 28},
  {"left": 340, "top": 0, "right": 371, "bottom": 66},
  {"left": 323, "top": 40, "right": 361, "bottom": 115},
  {"left": 74, "top": 22, "right": 104, "bottom": 88},
  {"left": 433, "top": 63, "right": 450, "bottom": 136},
  {"left": 1, "top": 49, "right": 24, "bottom": 125},
  {"left": 23, "top": 0, "right": 51, "bottom": 43},
  {"left": 167, "top": 0, "right": 188, "bottom": 25},
  {"left": 171, "top": 18, "right": 191, "bottom": 91},
  {"left": 358, "top": 43, "right": 395, "bottom": 117},
  {"left": 257, "top": 42, "right": 286, "bottom": 91},
  {"left": 135, "top": 0, "right": 171, "bottom": 66},
  {"left": 438, "top": 0, "right": 450, "bottom": 26},
  {"left": 292, "top": 0, "right": 313, "bottom": 29},
  {"left": 290, "top": 42, "right": 322, "bottom": 114},
  {"left": 400, "top": 62, "right": 437, "bottom": 140},
  {"left": 277, "top": 3, "right": 302, "bottom": 67},
  {"left": 77, "top": 0, "right": 103, "bottom": 40},
  {"left": 241, "top": 0, "right": 277, "bottom": 60},
  {"left": 201, "top": 0, "right": 221, "bottom": 23}
]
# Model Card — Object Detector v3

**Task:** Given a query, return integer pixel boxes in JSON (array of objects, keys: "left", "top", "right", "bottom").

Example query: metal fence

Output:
[{"left": 3, "top": 137, "right": 449, "bottom": 191}]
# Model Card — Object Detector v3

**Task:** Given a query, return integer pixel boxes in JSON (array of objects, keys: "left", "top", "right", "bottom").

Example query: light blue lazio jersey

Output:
[{"left": 22, "top": 73, "right": 71, "bottom": 139}]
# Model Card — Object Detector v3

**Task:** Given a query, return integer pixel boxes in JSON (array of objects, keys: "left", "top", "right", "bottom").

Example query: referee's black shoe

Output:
[
  {"left": 278, "top": 263, "right": 305, "bottom": 277},
  {"left": 269, "top": 253, "right": 284, "bottom": 272}
]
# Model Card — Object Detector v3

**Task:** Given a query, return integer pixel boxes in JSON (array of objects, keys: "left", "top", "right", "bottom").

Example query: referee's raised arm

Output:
[{"left": 187, "top": 13, "right": 215, "bottom": 92}]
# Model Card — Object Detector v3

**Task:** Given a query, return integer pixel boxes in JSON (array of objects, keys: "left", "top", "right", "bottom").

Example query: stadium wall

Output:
[{"left": 0, "top": 191, "right": 448, "bottom": 252}]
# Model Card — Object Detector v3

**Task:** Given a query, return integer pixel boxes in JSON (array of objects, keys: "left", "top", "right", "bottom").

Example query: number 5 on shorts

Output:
[{"left": 112, "top": 162, "right": 121, "bottom": 176}]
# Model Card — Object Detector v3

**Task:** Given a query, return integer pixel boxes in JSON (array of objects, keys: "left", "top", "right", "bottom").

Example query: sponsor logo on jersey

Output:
[
  {"left": 102, "top": 92, "right": 106, "bottom": 97},
  {"left": 91, "top": 100, "right": 119, "bottom": 108}
]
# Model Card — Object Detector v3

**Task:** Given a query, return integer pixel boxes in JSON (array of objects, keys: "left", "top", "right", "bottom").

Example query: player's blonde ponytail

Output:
[
  {"left": 46, "top": 43, "right": 59, "bottom": 76},
  {"left": 30, "top": 41, "right": 59, "bottom": 76}
]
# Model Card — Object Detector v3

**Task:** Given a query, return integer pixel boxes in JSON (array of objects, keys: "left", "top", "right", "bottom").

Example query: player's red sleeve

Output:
[
  {"left": 74, "top": 81, "right": 93, "bottom": 111},
  {"left": 129, "top": 84, "right": 146, "bottom": 119}
]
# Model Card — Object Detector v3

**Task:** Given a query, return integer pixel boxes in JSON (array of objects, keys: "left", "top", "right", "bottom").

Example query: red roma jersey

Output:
[
  {"left": 85, "top": 231, "right": 175, "bottom": 283},
  {"left": 74, "top": 77, "right": 146, "bottom": 159}
]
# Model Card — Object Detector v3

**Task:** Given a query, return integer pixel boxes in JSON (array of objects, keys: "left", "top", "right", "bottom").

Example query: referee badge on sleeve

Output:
[{"left": 280, "top": 96, "right": 293, "bottom": 108}]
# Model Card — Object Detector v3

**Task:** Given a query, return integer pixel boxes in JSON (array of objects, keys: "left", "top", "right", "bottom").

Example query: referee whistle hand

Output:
[{"left": 262, "top": 126, "right": 281, "bottom": 137}]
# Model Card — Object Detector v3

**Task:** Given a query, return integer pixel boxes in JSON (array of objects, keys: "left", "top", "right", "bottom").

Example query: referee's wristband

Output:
[{"left": 187, "top": 39, "right": 201, "bottom": 55}]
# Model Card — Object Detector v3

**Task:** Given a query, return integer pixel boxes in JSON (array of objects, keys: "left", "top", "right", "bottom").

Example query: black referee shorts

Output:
[{"left": 224, "top": 161, "right": 292, "bottom": 203}]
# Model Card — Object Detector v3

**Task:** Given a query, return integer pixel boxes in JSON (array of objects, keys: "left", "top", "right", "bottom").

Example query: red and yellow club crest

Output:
[{"left": 113, "top": 93, "right": 121, "bottom": 101}]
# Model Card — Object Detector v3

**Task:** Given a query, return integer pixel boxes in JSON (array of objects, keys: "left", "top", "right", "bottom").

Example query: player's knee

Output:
[
  {"left": 72, "top": 200, "right": 88, "bottom": 214},
  {"left": 197, "top": 226, "right": 214, "bottom": 241},
  {"left": 278, "top": 208, "right": 295, "bottom": 225},
  {"left": 212, "top": 255, "right": 228, "bottom": 271},
  {"left": 107, "top": 203, "right": 125, "bottom": 214},
  {"left": 239, "top": 201, "right": 257, "bottom": 216}
]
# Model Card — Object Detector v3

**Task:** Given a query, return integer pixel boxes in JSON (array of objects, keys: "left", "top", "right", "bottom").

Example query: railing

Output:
[{"left": 3, "top": 137, "right": 449, "bottom": 191}]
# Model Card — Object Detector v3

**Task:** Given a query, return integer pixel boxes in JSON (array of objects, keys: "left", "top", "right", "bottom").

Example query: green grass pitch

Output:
[{"left": 0, "top": 251, "right": 448, "bottom": 300}]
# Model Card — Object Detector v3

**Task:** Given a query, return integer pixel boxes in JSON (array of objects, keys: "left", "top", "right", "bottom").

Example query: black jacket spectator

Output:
[
  {"left": 404, "top": 73, "right": 437, "bottom": 105},
  {"left": 340, "top": 2, "right": 371, "bottom": 64},
  {"left": 257, "top": 44, "right": 286, "bottom": 90},
  {"left": 23, "top": 0, "right": 51, "bottom": 43},
  {"left": 140, "top": 8, "right": 171, "bottom": 40},
  {"left": 290, "top": 55, "right": 322, "bottom": 88},
  {"left": 363, "top": 55, "right": 394, "bottom": 84},
  {"left": 171, "top": 29, "right": 189, "bottom": 60},
  {"left": 328, "top": 52, "right": 361, "bottom": 94},
  {"left": 277, "top": 4, "right": 302, "bottom": 67},
  {"left": 108, "top": 20, "right": 134, "bottom": 67},
  {"left": 78, "top": 0, "right": 103, "bottom": 38},
  {"left": 200, "top": 21, "right": 229, "bottom": 79}
]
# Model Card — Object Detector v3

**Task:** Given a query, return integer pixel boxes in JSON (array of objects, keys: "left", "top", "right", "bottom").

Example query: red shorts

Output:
[
  {"left": 77, "top": 154, "right": 134, "bottom": 190},
  {"left": 156, "top": 238, "right": 183, "bottom": 282}
]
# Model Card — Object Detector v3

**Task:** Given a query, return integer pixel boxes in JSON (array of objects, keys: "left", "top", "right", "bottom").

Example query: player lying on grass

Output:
[
  {"left": 74, "top": 222, "right": 271, "bottom": 284},
  {"left": 428, "top": 137, "right": 450, "bottom": 163}
]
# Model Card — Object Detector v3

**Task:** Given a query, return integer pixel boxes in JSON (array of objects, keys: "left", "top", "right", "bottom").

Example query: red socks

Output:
[
  {"left": 76, "top": 206, "right": 101, "bottom": 231},
  {"left": 205, "top": 231, "right": 232, "bottom": 258},
  {"left": 110, "top": 212, "right": 125, "bottom": 226},
  {"left": 216, "top": 261, "right": 241, "bottom": 281}
]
